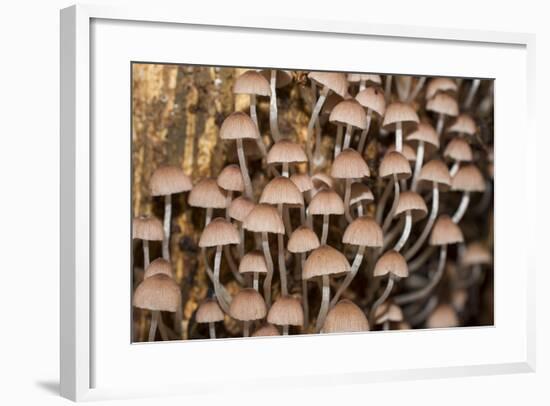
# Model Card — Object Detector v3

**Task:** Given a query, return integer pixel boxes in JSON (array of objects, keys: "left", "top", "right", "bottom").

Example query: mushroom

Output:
[
  {"left": 451, "top": 165, "right": 485, "bottom": 223},
  {"left": 426, "top": 92, "right": 459, "bottom": 136},
  {"left": 196, "top": 298, "right": 225, "bottom": 339},
  {"left": 405, "top": 123, "right": 440, "bottom": 191},
  {"left": 463, "top": 79, "right": 481, "bottom": 110},
  {"left": 447, "top": 114, "right": 477, "bottom": 139},
  {"left": 328, "top": 99, "right": 367, "bottom": 157},
  {"left": 229, "top": 288, "right": 267, "bottom": 337},
  {"left": 321, "top": 299, "right": 369, "bottom": 334},
  {"left": 227, "top": 196, "right": 255, "bottom": 259},
  {"left": 349, "top": 183, "right": 374, "bottom": 218},
  {"left": 198, "top": 218, "right": 240, "bottom": 313},
  {"left": 330, "top": 149, "right": 371, "bottom": 223},
  {"left": 290, "top": 173, "right": 314, "bottom": 224},
  {"left": 149, "top": 166, "right": 192, "bottom": 260},
  {"left": 374, "top": 301, "right": 404, "bottom": 330},
  {"left": 239, "top": 250, "right": 268, "bottom": 291},
  {"left": 144, "top": 258, "right": 173, "bottom": 279},
  {"left": 260, "top": 69, "right": 292, "bottom": 142},
  {"left": 303, "top": 245, "right": 350, "bottom": 332},
  {"left": 347, "top": 73, "right": 382, "bottom": 92},
  {"left": 355, "top": 86, "right": 386, "bottom": 155},
  {"left": 425, "top": 77, "right": 458, "bottom": 100},
  {"left": 132, "top": 216, "right": 164, "bottom": 268},
  {"left": 252, "top": 323, "right": 281, "bottom": 337},
  {"left": 310, "top": 172, "right": 335, "bottom": 199},
  {"left": 307, "top": 188, "right": 345, "bottom": 245},
  {"left": 267, "top": 296, "right": 304, "bottom": 335},
  {"left": 267, "top": 139, "right": 307, "bottom": 177},
  {"left": 242, "top": 204, "right": 285, "bottom": 306},
  {"left": 460, "top": 242, "right": 492, "bottom": 288},
  {"left": 219, "top": 112, "right": 260, "bottom": 198},
  {"left": 391, "top": 191, "right": 428, "bottom": 252},
  {"left": 426, "top": 304, "right": 459, "bottom": 329},
  {"left": 444, "top": 138, "right": 473, "bottom": 176},
  {"left": 381, "top": 102, "right": 419, "bottom": 153},
  {"left": 331, "top": 216, "right": 383, "bottom": 307}
]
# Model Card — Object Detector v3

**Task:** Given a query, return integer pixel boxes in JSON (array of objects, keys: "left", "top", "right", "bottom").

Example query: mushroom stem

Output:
[
  {"left": 449, "top": 161, "right": 460, "bottom": 177},
  {"left": 313, "top": 117, "right": 323, "bottom": 164},
  {"left": 464, "top": 79, "right": 481, "bottom": 109},
  {"left": 282, "top": 162, "right": 289, "bottom": 178},
  {"left": 253, "top": 272, "right": 259, "bottom": 291},
  {"left": 300, "top": 206, "right": 306, "bottom": 225},
  {"left": 342, "top": 124, "right": 353, "bottom": 150},
  {"left": 359, "top": 79, "right": 366, "bottom": 92},
  {"left": 344, "top": 179, "right": 353, "bottom": 224},
  {"left": 282, "top": 325, "right": 289, "bottom": 335},
  {"left": 243, "top": 321, "right": 250, "bottom": 337},
  {"left": 224, "top": 245, "right": 244, "bottom": 285},
  {"left": 408, "top": 296, "right": 438, "bottom": 326},
  {"left": 405, "top": 184, "right": 439, "bottom": 260},
  {"left": 384, "top": 75, "right": 393, "bottom": 103},
  {"left": 277, "top": 206, "right": 289, "bottom": 296},
  {"left": 269, "top": 69, "right": 281, "bottom": 142},
  {"left": 148, "top": 310, "right": 159, "bottom": 341},
  {"left": 369, "top": 277, "right": 394, "bottom": 323},
  {"left": 411, "top": 141, "right": 425, "bottom": 191},
  {"left": 382, "top": 217, "right": 404, "bottom": 249},
  {"left": 330, "top": 245, "right": 365, "bottom": 307},
  {"left": 409, "top": 246, "right": 436, "bottom": 272},
  {"left": 143, "top": 240, "right": 150, "bottom": 268},
  {"left": 452, "top": 191, "right": 471, "bottom": 223},
  {"left": 225, "top": 191, "right": 233, "bottom": 220},
  {"left": 315, "top": 274, "right": 331, "bottom": 332},
  {"left": 238, "top": 225, "right": 245, "bottom": 259},
  {"left": 382, "top": 175, "right": 400, "bottom": 232},
  {"left": 236, "top": 138, "right": 254, "bottom": 199},
  {"left": 301, "top": 253, "right": 309, "bottom": 329},
  {"left": 213, "top": 245, "right": 231, "bottom": 313},
  {"left": 162, "top": 194, "right": 172, "bottom": 260},
  {"left": 376, "top": 181, "right": 394, "bottom": 224},
  {"left": 334, "top": 124, "right": 344, "bottom": 159},
  {"left": 307, "top": 86, "right": 330, "bottom": 167},
  {"left": 357, "top": 111, "right": 373, "bottom": 155},
  {"left": 283, "top": 207, "right": 292, "bottom": 238},
  {"left": 383, "top": 320, "right": 390, "bottom": 330},
  {"left": 356, "top": 203, "right": 364, "bottom": 217},
  {"left": 435, "top": 113, "right": 445, "bottom": 136},
  {"left": 394, "top": 245, "right": 447, "bottom": 305},
  {"left": 208, "top": 322, "right": 216, "bottom": 339},
  {"left": 249, "top": 94, "right": 268, "bottom": 157},
  {"left": 393, "top": 212, "right": 412, "bottom": 252},
  {"left": 321, "top": 214, "right": 330, "bottom": 245},
  {"left": 261, "top": 232, "right": 274, "bottom": 307},
  {"left": 407, "top": 77, "right": 426, "bottom": 103},
  {"left": 395, "top": 122, "right": 403, "bottom": 153}
]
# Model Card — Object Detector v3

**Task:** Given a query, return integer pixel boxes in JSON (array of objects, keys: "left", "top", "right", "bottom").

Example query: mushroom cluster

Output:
[{"left": 132, "top": 68, "right": 494, "bottom": 341}]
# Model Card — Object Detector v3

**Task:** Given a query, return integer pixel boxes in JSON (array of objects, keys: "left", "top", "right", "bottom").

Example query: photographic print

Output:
[{"left": 131, "top": 64, "right": 494, "bottom": 342}]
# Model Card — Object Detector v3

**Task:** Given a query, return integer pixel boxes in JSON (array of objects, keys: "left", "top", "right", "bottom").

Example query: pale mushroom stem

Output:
[
  {"left": 277, "top": 205, "right": 289, "bottom": 296},
  {"left": 334, "top": 124, "right": 344, "bottom": 159},
  {"left": 449, "top": 161, "right": 460, "bottom": 177},
  {"left": 393, "top": 212, "right": 412, "bottom": 252},
  {"left": 357, "top": 111, "right": 373, "bottom": 155},
  {"left": 359, "top": 79, "right": 366, "bottom": 92},
  {"left": 409, "top": 246, "right": 436, "bottom": 272},
  {"left": 315, "top": 274, "right": 331, "bottom": 332},
  {"left": 307, "top": 86, "right": 330, "bottom": 168},
  {"left": 143, "top": 240, "right": 150, "bottom": 268},
  {"left": 394, "top": 245, "right": 447, "bottom": 305},
  {"left": 269, "top": 70, "right": 281, "bottom": 142},
  {"left": 208, "top": 322, "right": 216, "bottom": 339},
  {"left": 253, "top": 272, "right": 259, "bottom": 291},
  {"left": 384, "top": 75, "right": 393, "bottom": 103},
  {"left": 356, "top": 203, "right": 364, "bottom": 217},
  {"left": 344, "top": 179, "right": 353, "bottom": 224},
  {"left": 452, "top": 191, "right": 471, "bottom": 223},
  {"left": 249, "top": 94, "right": 268, "bottom": 157},
  {"left": 243, "top": 321, "right": 250, "bottom": 337},
  {"left": 202, "top": 208, "right": 217, "bottom": 284},
  {"left": 376, "top": 181, "right": 394, "bottom": 224},
  {"left": 407, "top": 77, "right": 426, "bottom": 103},
  {"left": 213, "top": 245, "right": 231, "bottom": 314},
  {"left": 369, "top": 277, "right": 394, "bottom": 323},
  {"left": 261, "top": 232, "right": 274, "bottom": 307},
  {"left": 342, "top": 124, "right": 353, "bottom": 150},
  {"left": 301, "top": 253, "right": 309, "bottom": 329},
  {"left": 282, "top": 325, "right": 289, "bottom": 335},
  {"left": 395, "top": 122, "right": 403, "bottom": 153},
  {"left": 313, "top": 117, "right": 323, "bottom": 164},
  {"left": 282, "top": 162, "right": 289, "bottom": 178},
  {"left": 321, "top": 214, "right": 330, "bottom": 245},
  {"left": 383, "top": 321, "right": 390, "bottom": 330},
  {"left": 330, "top": 245, "right": 366, "bottom": 307},
  {"left": 435, "top": 114, "right": 445, "bottom": 136},
  {"left": 236, "top": 138, "right": 254, "bottom": 199},
  {"left": 300, "top": 206, "right": 306, "bottom": 224},
  {"left": 405, "top": 184, "right": 439, "bottom": 260},
  {"left": 382, "top": 175, "right": 400, "bottom": 232},
  {"left": 238, "top": 225, "right": 245, "bottom": 259},
  {"left": 382, "top": 217, "right": 404, "bottom": 249},
  {"left": 464, "top": 79, "right": 481, "bottom": 109},
  {"left": 148, "top": 310, "right": 159, "bottom": 342},
  {"left": 411, "top": 141, "right": 425, "bottom": 191},
  {"left": 224, "top": 245, "right": 244, "bottom": 285},
  {"left": 162, "top": 194, "right": 172, "bottom": 260}
]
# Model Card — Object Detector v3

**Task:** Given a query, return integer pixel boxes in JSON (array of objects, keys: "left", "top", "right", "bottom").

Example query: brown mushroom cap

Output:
[
  {"left": 233, "top": 70, "right": 271, "bottom": 96},
  {"left": 343, "top": 216, "right": 383, "bottom": 247},
  {"left": 394, "top": 191, "right": 428, "bottom": 221},
  {"left": 228, "top": 196, "right": 255, "bottom": 222},
  {"left": 329, "top": 100, "right": 368, "bottom": 129},
  {"left": 418, "top": 159, "right": 452, "bottom": 186},
  {"left": 243, "top": 204, "right": 285, "bottom": 234},
  {"left": 462, "top": 242, "right": 492, "bottom": 266},
  {"left": 188, "top": 178, "right": 227, "bottom": 209},
  {"left": 451, "top": 165, "right": 485, "bottom": 192},
  {"left": 308, "top": 188, "right": 345, "bottom": 215},
  {"left": 322, "top": 93, "right": 344, "bottom": 116},
  {"left": 374, "top": 301, "right": 404, "bottom": 324},
  {"left": 219, "top": 112, "right": 260, "bottom": 140},
  {"left": 444, "top": 138, "right": 473, "bottom": 162},
  {"left": 355, "top": 87, "right": 386, "bottom": 116},
  {"left": 373, "top": 250, "right": 409, "bottom": 278},
  {"left": 308, "top": 71, "right": 348, "bottom": 97},
  {"left": 321, "top": 299, "right": 369, "bottom": 333},
  {"left": 290, "top": 173, "right": 314, "bottom": 193},
  {"left": 196, "top": 299, "right": 225, "bottom": 323},
  {"left": 379, "top": 151, "right": 412, "bottom": 180},
  {"left": 267, "top": 296, "right": 304, "bottom": 326},
  {"left": 425, "top": 77, "right": 458, "bottom": 99},
  {"left": 217, "top": 164, "right": 244, "bottom": 192},
  {"left": 288, "top": 226, "right": 320, "bottom": 253},
  {"left": 260, "top": 176, "right": 304, "bottom": 206},
  {"left": 239, "top": 250, "right": 268, "bottom": 274},
  {"left": 382, "top": 102, "right": 419, "bottom": 130},
  {"left": 150, "top": 165, "right": 193, "bottom": 196},
  {"left": 144, "top": 258, "right": 173, "bottom": 279},
  {"left": 132, "top": 216, "right": 164, "bottom": 241},
  {"left": 259, "top": 69, "right": 292, "bottom": 88},
  {"left": 426, "top": 304, "right": 459, "bottom": 328},
  {"left": 303, "top": 245, "right": 350, "bottom": 279},
  {"left": 267, "top": 139, "right": 308, "bottom": 165},
  {"left": 133, "top": 274, "right": 181, "bottom": 312},
  {"left": 331, "top": 149, "right": 371, "bottom": 179},
  {"left": 406, "top": 122, "right": 440, "bottom": 149},
  {"left": 311, "top": 173, "right": 335, "bottom": 190},
  {"left": 447, "top": 114, "right": 477, "bottom": 135},
  {"left": 426, "top": 93, "right": 459, "bottom": 117},
  {"left": 199, "top": 217, "right": 240, "bottom": 247},
  {"left": 229, "top": 288, "right": 267, "bottom": 321},
  {"left": 251, "top": 323, "right": 281, "bottom": 337},
  {"left": 350, "top": 183, "right": 374, "bottom": 205},
  {"left": 430, "top": 215, "right": 464, "bottom": 246},
  {"left": 347, "top": 73, "right": 382, "bottom": 86},
  {"left": 387, "top": 143, "right": 417, "bottom": 162}
]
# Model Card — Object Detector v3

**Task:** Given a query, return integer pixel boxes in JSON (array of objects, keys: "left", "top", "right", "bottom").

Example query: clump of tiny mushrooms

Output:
[{"left": 133, "top": 70, "right": 493, "bottom": 341}]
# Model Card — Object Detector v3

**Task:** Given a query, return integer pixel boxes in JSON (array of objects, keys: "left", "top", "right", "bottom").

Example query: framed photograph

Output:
[{"left": 60, "top": 4, "right": 536, "bottom": 401}]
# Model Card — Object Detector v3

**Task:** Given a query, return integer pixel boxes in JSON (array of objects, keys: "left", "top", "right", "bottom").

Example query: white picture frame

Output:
[{"left": 60, "top": 4, "right": 536, "bottom": 402}]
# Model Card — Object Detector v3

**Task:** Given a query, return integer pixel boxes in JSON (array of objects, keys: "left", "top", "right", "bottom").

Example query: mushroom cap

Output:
[
  {"left": 251, "top": 323, "right": 281, "bottom": 337},
  {"left": 259, "top": 69, "right": 292, "bottom": 88},
  {"left": 447, "top": 114, "right": 477, "bottom": 135},
  {"left": 379, "top": 151, "right": 412, "bottom": 180},
  {"left": 311, "top": 172, "right": 335, "bottom": 191},
  {"left": 343, "top": 216, "right": 383, "bottom": 247},
  {"left": 260, "top": 176, "right": 304, "bottom": 206},
  {"left": 144, "top": 258, "right": 173, "bottom": 279},
  {"left": 267, "top": 139, "right": 308, "bottom": 165},
  {"left": 331, "top": 149, "right": 371, "bottom": 179},
  {"left": 394, "top": 191, "right": 428, "bottom": 221},
  {"left": 307, "top": 188, "right": 345, "bottom": 215},
  {"left": 444, "top": 138, "right": 473, "bottom": 162},
  {"left": 321, "top": 93, "right": 344, "bottom": 115},
  {"left": 382, "top": 102, "right": 419, "bottom": 130},
  {"left": 386, "top": 143, "right": 417, "bottom": 162},
  {"left": 239, "top": 250, "right": 268, "bottom": 274},
  {"left": 290, "top": 173, "right": 314, "bottom": 193},
  {"left": 132, "top": 216, "right": 164, "bottom": 241},
  {"left": 347, "top": 73, "right": 382, "bottom": 86},
  {"left": 329, "top": 100, "right": 368, "bottom": 129},
  {"left": 243, "top": 204, "right": 285, "bottom": 234},
  {"left": 217, "top": 164, "right": 244, "bottom": 192},
  {"left": 426, "top": 304, "right": 459, "bottom": 328},
  {"left": 150, "top": 166, "right": 193, "bottom": 196},
  {"left": 355, "top": 86, "right": 386, "bottom": 116},
  {"left": 303, "top": 245, "right": 351, "bottom": 279},
  {"left": 350, "top": 183, "right": 374, "bottom": 205},
  {"left": 426, "top": 93, "right": 459, "bottom": 116},
  {"left": 228, "top": 196, "right": 255, "bottom": 222},
  {"left": 199, "top": 217, "right": 240, "bottom": 247},
  {"left": 426, "top": 77, "right": 458, "bottom": 99},
  {"left": 188, "top": 178, "right": 227, "bottom": 209},
  {"left": 418, "top": 159, "right": 452, "bottom": 186},
  {"left": 229, "top": 288, "right": 267, "bottom": 321},
  {"left": 430, "top": 215, "right": 464, "bottom": 246},
  {"left": 374, "top": 250, "right": 409, "bottom": 278},
  {"left": 462, "top": 242, "right": 492, "bottom": 266},
  {"left": 233, "top": 70, "right": 271, "bottom": 96},
  {"left": 406, "top": 122, "right": 440, "bottom": 148},
  {"left": 321, "top": 299, "right": 369, "bottom": 333},
  {"left": 196, "top": 299, "right": 225, "bottom": 323},
  {"left": 288, "top": 226, "right": 320, "bottom": 253},
  {"left": 133, "top": 274, "right": 181, "bottom": 312},
  {"left": 451, "top": 165, "right": 485, "bottom": 192},
  {"left": 374, "top": 301, "right": 404, "bottom": 324},
  {"left": 219, "top": 112, "right": 260, "bottom": 140},
  {"left": 267, "top": 296, "right": 304, "bottom": 326},
  {"left": 308, "top": 71, "right": 348, "bottom": 97}
]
